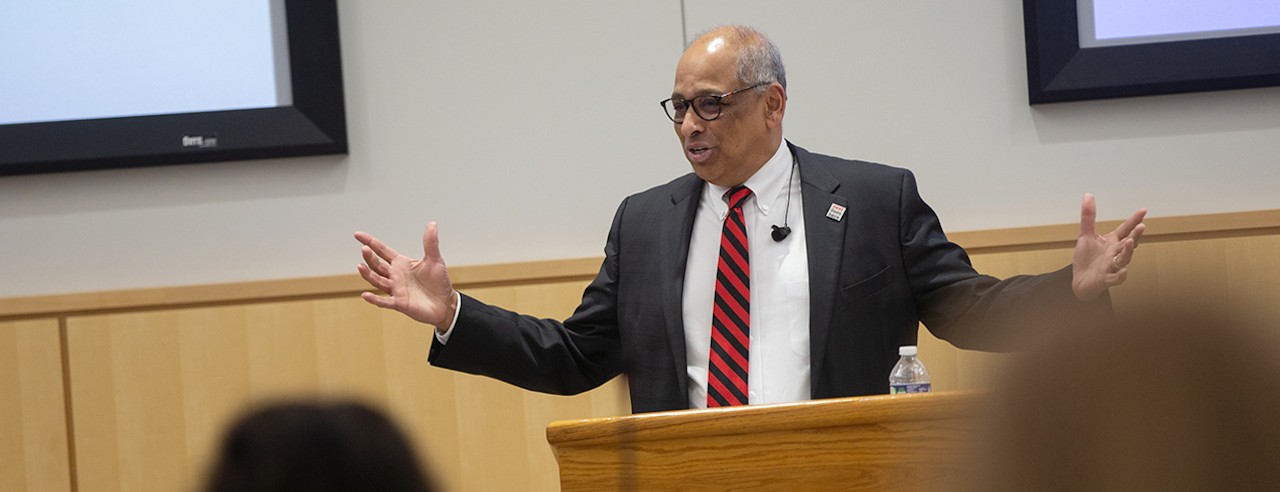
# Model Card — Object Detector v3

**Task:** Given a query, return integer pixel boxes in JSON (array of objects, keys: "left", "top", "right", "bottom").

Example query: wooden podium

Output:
[{"left": 546, "top": 391, "right": 984, "bottom": 491}]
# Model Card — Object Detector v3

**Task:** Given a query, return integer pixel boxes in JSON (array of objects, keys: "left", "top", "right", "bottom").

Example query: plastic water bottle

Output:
[{"left": 889, "top": 345, "right": 931, "bottom": 394}]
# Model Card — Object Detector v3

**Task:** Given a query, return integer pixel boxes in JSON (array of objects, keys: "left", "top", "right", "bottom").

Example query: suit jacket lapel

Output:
[
  {"left": 661, "top": 175, "right": 702, "bottom": 401},
  {"left": 791, "top": 143, "right": 847, "bottom": 396}
]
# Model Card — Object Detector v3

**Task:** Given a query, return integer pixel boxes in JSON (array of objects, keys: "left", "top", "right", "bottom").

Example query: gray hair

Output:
[{"left": 690, "top": 25, "right": 787, "bottom": 92}]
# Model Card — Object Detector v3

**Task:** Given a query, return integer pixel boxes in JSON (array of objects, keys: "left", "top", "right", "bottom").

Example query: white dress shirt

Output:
[{"left": 682, "top": 140, "right": 810, "bottom": 409}]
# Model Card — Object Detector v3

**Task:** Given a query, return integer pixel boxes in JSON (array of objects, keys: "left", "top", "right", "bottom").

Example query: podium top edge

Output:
[{"left": 546, "top": 390, "right": 986, "bottom": 448}]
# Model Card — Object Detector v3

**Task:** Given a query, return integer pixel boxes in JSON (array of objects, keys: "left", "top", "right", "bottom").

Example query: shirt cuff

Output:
[{"left": 434, "top": 290, "right": 462, "bottom": 344}]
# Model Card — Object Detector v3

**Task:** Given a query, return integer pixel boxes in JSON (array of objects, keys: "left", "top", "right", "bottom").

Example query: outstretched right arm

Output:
[{"left": 355, "top": 206, "right": 628, "bottom": 397}]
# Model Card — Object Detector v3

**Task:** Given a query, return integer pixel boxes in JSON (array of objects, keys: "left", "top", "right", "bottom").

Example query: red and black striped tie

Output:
[{"left": 708, "top": 185, "right": 752, "bottom": 407}]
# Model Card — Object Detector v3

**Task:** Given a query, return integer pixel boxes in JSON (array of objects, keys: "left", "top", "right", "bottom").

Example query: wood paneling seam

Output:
[{"left": 58, "top": 317, "right": 79, "bottom": 492}]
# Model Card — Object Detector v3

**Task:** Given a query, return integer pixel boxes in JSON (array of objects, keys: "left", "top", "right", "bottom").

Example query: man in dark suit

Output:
[{"left": 355, "top": 26, "right": 1146, "bottom": 413}]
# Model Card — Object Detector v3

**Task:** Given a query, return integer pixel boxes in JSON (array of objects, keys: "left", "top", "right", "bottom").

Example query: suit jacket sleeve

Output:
[
  {"left": 896, "top": 170, "right": 1111, "bottom": 350},
  {"left": 425, "top": 199, "right": 630, "bottom": 395}
]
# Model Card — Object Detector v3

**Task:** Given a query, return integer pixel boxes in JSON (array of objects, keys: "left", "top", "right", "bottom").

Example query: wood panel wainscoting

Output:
[{"left": 2, "top": 209, "right": 1280, "bottom": 491}]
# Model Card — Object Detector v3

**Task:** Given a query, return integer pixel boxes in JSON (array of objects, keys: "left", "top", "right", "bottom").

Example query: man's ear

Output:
[{"left": 764, "top": 83, "right": 786, "bottom": 129}]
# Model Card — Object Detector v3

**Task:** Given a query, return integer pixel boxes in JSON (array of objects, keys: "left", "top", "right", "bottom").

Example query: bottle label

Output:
[{"left": 890, "top": 383, "right": 932, "bottom": 394}]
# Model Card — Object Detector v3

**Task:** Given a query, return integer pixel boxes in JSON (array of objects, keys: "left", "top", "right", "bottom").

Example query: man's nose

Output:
[{"left": 679, "top": 112, "right": 706, "bottom": 136}]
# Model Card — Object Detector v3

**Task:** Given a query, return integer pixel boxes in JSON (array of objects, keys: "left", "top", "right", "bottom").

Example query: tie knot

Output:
[{"left": 726, "top": 186, "right": 753, "bottom": 210}]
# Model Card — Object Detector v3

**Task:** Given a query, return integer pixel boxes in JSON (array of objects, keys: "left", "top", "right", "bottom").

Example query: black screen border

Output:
[
  {"left": 1023, "top": 0, "right": 1280, "bottom": 104},
  {"left": 0, "top": 0, "right": 346, "bottom": 176}
]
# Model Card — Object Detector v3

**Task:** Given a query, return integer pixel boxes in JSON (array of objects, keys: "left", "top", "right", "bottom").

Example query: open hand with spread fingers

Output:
[
  {"left": 355, "top": 222, "right": 458, "bottom": 332},
  {"left": 1072, "top": 193, "right": 1148, "bottom": 301}
]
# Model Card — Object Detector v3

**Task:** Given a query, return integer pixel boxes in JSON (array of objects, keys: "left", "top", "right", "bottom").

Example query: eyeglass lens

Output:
[{"left": 666, "top": 96, "right": 723, "bottom": 123}]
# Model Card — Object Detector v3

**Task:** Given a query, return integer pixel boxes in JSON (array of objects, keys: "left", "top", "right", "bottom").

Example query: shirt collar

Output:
[{"left": 705, "top": 139, "right": 793, "bottom": 218}]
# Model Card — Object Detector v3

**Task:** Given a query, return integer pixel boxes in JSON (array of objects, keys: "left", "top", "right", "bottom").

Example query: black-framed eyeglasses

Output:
[{"left": 660, "top": 82, "right": 769, "bottom": 123}]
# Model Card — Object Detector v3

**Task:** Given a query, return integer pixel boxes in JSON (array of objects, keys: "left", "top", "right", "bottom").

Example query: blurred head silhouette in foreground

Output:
[
  {"left": 202, "top": 400, "right": 436, "bottom": 492},
  {"left": 978, "top": 303, "right": 1280, "bottom": 491}
]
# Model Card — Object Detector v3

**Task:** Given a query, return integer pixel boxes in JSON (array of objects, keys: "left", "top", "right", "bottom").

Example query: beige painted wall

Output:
[{"left": 3, "top": 0, "right": 1279, "bottom": 300}]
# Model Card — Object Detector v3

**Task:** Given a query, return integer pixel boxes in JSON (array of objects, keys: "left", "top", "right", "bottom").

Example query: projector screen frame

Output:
[
  {"left": 0, "top": 0, "right": 346, "bottom": 176},
  {"left": 1022, "top": 0, "right": 1280, "bottom": 104}
]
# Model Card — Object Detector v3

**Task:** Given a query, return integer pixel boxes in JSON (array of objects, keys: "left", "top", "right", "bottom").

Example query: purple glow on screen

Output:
[
  {"left": 1087, "top": 0, "right": 1280, "bottom": 46},
  {"left": 0, "top": 0, "right": 286, "bottom": 126}
]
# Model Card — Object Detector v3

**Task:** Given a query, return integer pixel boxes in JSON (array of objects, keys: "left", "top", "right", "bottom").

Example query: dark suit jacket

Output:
[{"left": 429, "top": 143, "right": 1107, "bottom": 413}]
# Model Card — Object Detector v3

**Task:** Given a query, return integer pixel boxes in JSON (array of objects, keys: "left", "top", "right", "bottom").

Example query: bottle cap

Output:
[{"left": 899, "top": 345, "right": 917, "bottom": 356}]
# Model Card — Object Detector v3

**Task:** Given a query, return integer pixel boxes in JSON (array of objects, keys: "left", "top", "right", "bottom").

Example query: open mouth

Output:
[{"left": 686, "top": 145, "right": 712, "bottom": 161}]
